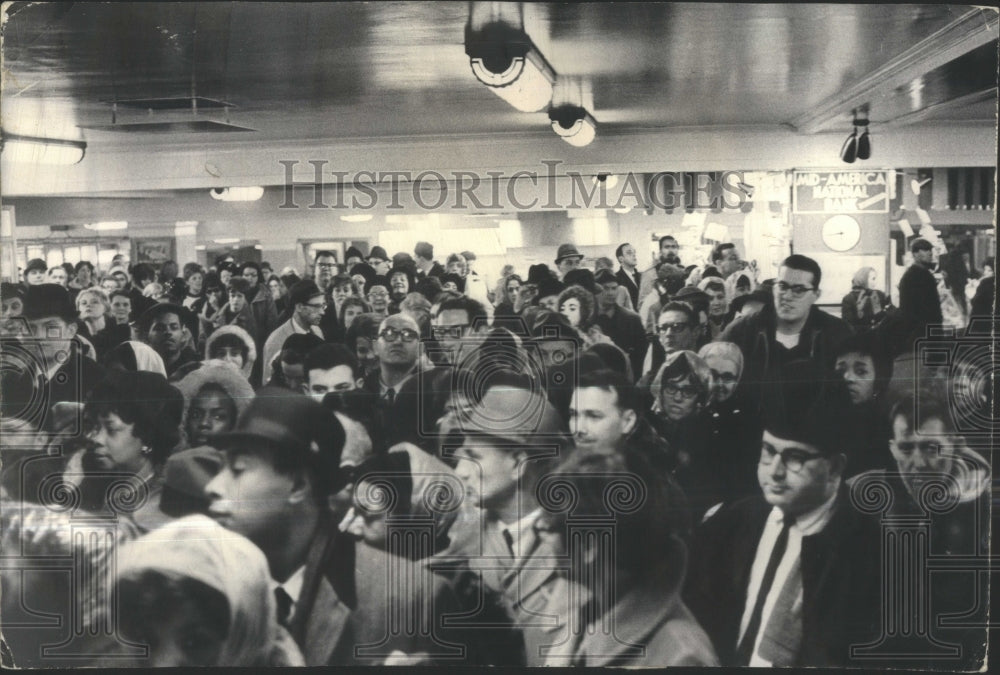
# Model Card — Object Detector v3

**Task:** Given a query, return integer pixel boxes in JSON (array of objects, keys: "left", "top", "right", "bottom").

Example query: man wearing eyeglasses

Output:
[
  {"left": 262, "top": 280, "right": 326, "bottom": 374},
  {"left": 720, "top": 255, "right": 852, "bottom": 407},
  {"left": 362, "top": 313, "right": 421, "bottom": 405},
  {"left": 684, "top": 363, "right": 880, "bottom": 667}
]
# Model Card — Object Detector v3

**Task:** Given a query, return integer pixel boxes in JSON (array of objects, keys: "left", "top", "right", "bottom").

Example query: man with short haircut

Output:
[
  {"left": 569, "top": 369, "right": 640, "bottom": 455},
  {"left": 140, "top": 303, "right": 201, "bottom": 378},
  {"left": 711, "top": 243, "right": 744, "bottom": 279},
  {"left": 413, "top": 241, "right": 445, "bottom": 281},
  {"left": 262, "top": 280, "right": 326, "bottom": 373},
  {"left": 615, "top": 243, "right": 642, "bottom": 308},
  {"left": 344, "top": 246, "right": 365, "bottom": 272},
  {"left": 312, "top": 250, "right": 340, "bottom": 293},
  {"left": 591, "top": 269, "right": 646, "bottom": 379},
  {"left": 363, "top": 313, "right": 421, "bottom": 405},
  {"left": 303, "top": 343, "right": 362, "bottom": 403},
  {"left": 430, "top": 295, "right": 488, "bottom": 367},
  {"left": 848, "top": 392, "right": 988, "bottom": 669},
  {"left": 897, "top": 237, "right": 943, "bottom": 342},
  {"left": 241, "top": 261, "right": 279, "bottom": 341},
  {"left": 720, "top": 254, "right": 852, "bottom": 405},
  {"left": 69, "top": 261, "right": 95, "bottom": 293},
  {"left": 205, "top": 393, "right": 456, "bottom": 665},
  {"left": 684, "top": 363, "right": 880, "bottom": 667},
  {"left": 46, "top": 266, "right": 68, "bottom": 288},
  {"left": 637, "top": 235, "right": 682, "bottom": 305}
]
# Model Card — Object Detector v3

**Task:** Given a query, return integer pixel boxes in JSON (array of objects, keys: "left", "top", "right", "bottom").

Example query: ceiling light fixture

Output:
[
  {"left": 0, "top": 133, "right": 87, "bottom": 165},
  {"left": 213, "top": 237, "right": 240, "bottom": 244},
  {"left": 841, "top": 109, "right": 871, "bottom": 164},
  {"left": 84, "top": 221, "right": 128, "bottom": 231},
  {"left": 340, "top": 214, "right": 374, "bottom": 223},
  {"left": 210, "top": 186, "right": 264, "bottom": 202},
  {"left": 549, "top": 105, "right": 597, "bottom": 147},
  {"left": 465, "top": 17, "right": 556, "bottom": 113}
]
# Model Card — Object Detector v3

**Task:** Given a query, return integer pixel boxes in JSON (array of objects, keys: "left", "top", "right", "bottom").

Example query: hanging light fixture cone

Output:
[
  {"left": 856, "top": 129, "right": 872, "bottom": 160},
  {"left": 840, "top": 128, "right": 858, "bottom": 163}
]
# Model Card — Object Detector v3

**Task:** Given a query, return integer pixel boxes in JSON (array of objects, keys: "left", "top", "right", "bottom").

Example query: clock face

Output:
[{"left": 822, "top": 215, "right": 861, "bottom": 252}]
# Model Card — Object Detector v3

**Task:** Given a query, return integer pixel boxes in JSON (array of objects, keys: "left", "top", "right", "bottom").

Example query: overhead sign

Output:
[{"left": 793, "top": 170, "right": 889, "bottom": 214}]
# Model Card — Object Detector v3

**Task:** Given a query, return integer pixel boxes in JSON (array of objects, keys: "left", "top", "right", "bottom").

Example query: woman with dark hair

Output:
[
  {"left": 182, "top": 263, "right": 206, "bottom": 312},
  {"left": 493, "top": 273, "right": 523, "bottom": 317},
  {"left": 439, "top": 272, "right": 465, "bottom": 294},
  {"left": 558, "top": 284, "right": 596, "bottom": 333},
  {"left": 72, "top": 371, "right": 184, "bottom": 532},
  {"left": 107, "top": 515, "right": 303, "bottom": 666},
  {"left": 339, "top": 296, "right": 370, "bottom": 333},
  {"left": 538, "top": 450, "right": 718, "bottom": 666},
  {"left": 832, "top": 331, "right": 894, "bottom": 476}
]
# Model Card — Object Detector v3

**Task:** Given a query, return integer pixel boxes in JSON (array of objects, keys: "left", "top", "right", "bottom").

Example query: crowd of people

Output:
[{"left": 0, "top": 235, "right": 993, "bottom": 667}]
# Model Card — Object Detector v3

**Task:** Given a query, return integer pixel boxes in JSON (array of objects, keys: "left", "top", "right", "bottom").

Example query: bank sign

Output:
[{"left": 792, "top": 170, "right": 890, "bottom": 214}]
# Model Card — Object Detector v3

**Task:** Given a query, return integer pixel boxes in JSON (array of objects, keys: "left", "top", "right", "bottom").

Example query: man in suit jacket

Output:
[
  {"left": 205, "top": 391, "right": 457, "bottom": 665},
  {"left": 683, "top": 361, "right": 880, "bottom": 667},
  {"left": 614, "top": 242, "right": 643, "bottom": 309},
  {"left": 898, "top": 237, "right": 943, "bottom": 334},
  {"left": 450, "top": 385, "right": 574, "bottom": 666}
]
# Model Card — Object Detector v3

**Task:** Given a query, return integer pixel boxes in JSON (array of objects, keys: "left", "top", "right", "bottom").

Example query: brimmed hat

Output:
[
  {"left": 159, "top": 446, "right": 223, "bottom": 517},
  {"left": 345, "top": 246, "right": 365, "bottom": 261},
  {"left": 210, "top": 389, "right": 347, "bottom": 488},
  {"left": 367, "top": 246, "right": 388, "bottom": 262},
  {"left": 288, "top": 279, "right": 325, "bottom": 307},
  {"left": 21, "top": 284, "right": 75, "bottom": 321},
  {"left": 463, "top": 386, "right": 568, "bottom": 447},
  {"left": 555, "top": 243, "right": 584, "bottom": 264},
  {"left": 528, "top": 309, "right": 581, "bottom": 343},
  {"left": 536, "top": 277, "right": 565, "bottom": 300}
]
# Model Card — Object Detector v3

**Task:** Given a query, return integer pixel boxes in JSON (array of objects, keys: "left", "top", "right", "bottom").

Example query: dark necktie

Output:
[
  {"left": 385, "top": 387, "right": 395, "bottom": 405},
  {"left": 736, "top": 516, "right": 794, "bottom": 665},
  {"left": 274, "top": 586, "right": 293, "bottom": 628}
]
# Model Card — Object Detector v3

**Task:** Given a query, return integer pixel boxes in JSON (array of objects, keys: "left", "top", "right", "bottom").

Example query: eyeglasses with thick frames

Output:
[
  {"left": 775, "top": 282, "right": 816, "bottom": 298},
  {"left": 759, "top": 444, "right": 825, "bottom": 473},
  {"left": 379, "top": 327, "right": 419, "bottom": 343},
  {"left": 431, "top": 325, "right": 470, "bottom": 340},
  {"left": 661, "top": 382, "right": 700, "bottom": 400},
  {"left": 304, "top": 301, "right": 327, "bottom": 310},
  {"left": 657, "top": 322, "right": 691, "bottom": 334}
]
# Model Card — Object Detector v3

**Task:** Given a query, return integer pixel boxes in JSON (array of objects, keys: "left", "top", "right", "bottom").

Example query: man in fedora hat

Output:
[
  {"left": 366, "top": 246, "right": 391, "bottom": 276},
  {"left": 554, "top": 243, "right": 585, "bottom": 279},
  {"left": 205, "top": 390, "right": 460, "bottom": 665}
]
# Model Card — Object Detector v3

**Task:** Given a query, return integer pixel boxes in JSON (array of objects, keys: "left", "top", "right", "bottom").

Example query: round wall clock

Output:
[{"left": 821, "top": 214, "right": 861, "bottom": 252}]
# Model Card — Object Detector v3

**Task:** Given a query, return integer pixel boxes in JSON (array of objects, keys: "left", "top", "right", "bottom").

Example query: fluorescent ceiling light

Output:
[
  {"left": 1, "top": 134, "right": 86, "bottom": 165},
  {"left": 340, "top": 214, "right": 373, "bottom": 223},
  {"left": 195, "top": 245, "right": 207, "bottom": 251},
  {"left": 84, "top": 221, "right": 128, "bottom": 231},
  {"left": 210, "top": 186, "right": 264, "bottom": 202},
  {"left": 213, "top": 237, "right": 241, "bottom": 244}
]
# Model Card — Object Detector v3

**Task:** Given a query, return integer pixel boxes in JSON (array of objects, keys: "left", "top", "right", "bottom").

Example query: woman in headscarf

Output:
[
  {"left": 841, "top": 266, "right": 891, "bottom": 332},
  {"left": 106, "top": 514, "right": 303, "bottom": 667},
  {"left": 204, "top": 324, "right": 257, "bottom": 382},
  {"left": 697, "top": 342, "right": 760, "bottom": 501},
  {"left": 647, "top": 350, "right": 724, "bottom": 523},
  {"left": 103, "top": 340, "right": 168, "bottom": 377},
  {"left": 173, "top": 360, "right": 255, "bottom": 448}
]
